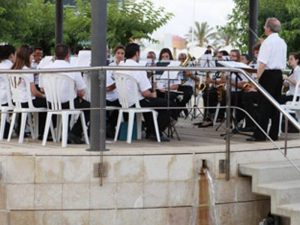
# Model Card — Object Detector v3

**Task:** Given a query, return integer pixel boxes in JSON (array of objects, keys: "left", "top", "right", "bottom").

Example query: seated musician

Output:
[
  {"left": 118, "top": 43, "right": 178, "bottom": 142},
  {"left": 106, "top": 45, "right": 125, "bottom": 138},
  {"left": 41, "top": 44, "right": 90, "bottom": 144},
  {"left": 281, "top": 52, "right": 300, "bottom": 103},
  {"left": 155, "top": 49, "right": 192, "bottom": 118},
  {"left": 240, "top": 44, "right": 262, "bottom": 131}
]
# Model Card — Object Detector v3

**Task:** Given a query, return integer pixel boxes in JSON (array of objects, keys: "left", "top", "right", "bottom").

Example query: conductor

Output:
[{"left": 247, "top": 17, "right": 287, "bottom": 141}]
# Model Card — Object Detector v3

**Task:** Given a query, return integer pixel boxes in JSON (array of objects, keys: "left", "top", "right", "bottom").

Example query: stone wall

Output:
[{"left": 0, "top": 145, "right": 299, "bottom": 225}]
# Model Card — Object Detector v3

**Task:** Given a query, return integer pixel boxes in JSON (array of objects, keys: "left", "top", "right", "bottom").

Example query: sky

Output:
[{"left": 150, "top": 0, "right": 235, "bottom": 40}]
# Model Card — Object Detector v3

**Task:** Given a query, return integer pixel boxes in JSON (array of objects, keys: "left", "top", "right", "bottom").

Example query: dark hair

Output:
[
  {"left": 290, "top": 52, "right": 300, "bottom": 65},
  {"left": 204, "top": 49, "right": 212, "bottom": 55},
  {"left": 253, "top": 42, "right": 261, "bottom": 51},
  {"left": 159, "top": 48, "right": 173, "bottom": 60},
  {"left": 34, "top": 47, "right": 43, "bottom": 52},
  {"left": 12, "top": 44, "right": 33, "bottom": 69},
  {"left": 230, "top": 49, "right": 241, "bottom": 61},
  {"left": 55, "top": 44, "right": 70, "bottom": 60},
  {"left": 113, "top": 45, "right": 125, "bottom": 55},
  {"left": 125, "top": 43, "right": 140, "bottom": 59},
  {"left": 220, "top": 50, "right": 229, "bottom": 56},
  {"left": 241, "top": 53, "right": 250, "bottom": 62},
  {"left": 0, "top": 44, "right": 15, "bottom": 61}
]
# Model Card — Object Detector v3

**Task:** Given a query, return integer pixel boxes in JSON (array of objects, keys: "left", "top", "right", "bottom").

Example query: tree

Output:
[
  {"left": 63, "top": 0, "right": 173, "bottom": 50},
  {"left": 213, "top": 26, "right": 236, "bottom": 49},
  {"left": 0, "top": 0, "right": 173, "bottom": 54},
  {"left": 107, "top": 0, "right": 173, "bottom": 48},
  {"left": 186, "top": 22, "right": 215, "bottom": 47},
  {"left": 223, "top": 0, "right": 300, "bottom": 53}
]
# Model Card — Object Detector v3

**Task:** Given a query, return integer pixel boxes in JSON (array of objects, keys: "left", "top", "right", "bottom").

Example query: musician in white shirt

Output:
[
  {"left": 248, "top": 17, "right": 287, "bottom": 141},
  {"left": 118, "top": 43, "right": 175, "bottom": 141},
  {"left": 282, "top": 52, "right": 300, "bottom": 103},
  {"left": 106, "top": 45, "right": 125, "bottom": 138},
  {"left": 41, "top": 44, "right": 89, "bottom": 144},
  {"left": 0, "top": 44, "right": 15, "bottom": 138}
]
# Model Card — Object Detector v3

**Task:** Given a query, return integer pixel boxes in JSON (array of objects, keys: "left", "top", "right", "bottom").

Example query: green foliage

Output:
[
  {"left": 222, "top": 0, "right": 300, "bottom": 53},
  {"left": 107, "top": 0, "right": 173, "bottom": 48},
  {"left": 0, "top": 0, "right": 172, "bottom": 54},
  {"left": 186, "top": 22, "right": 215, "bottom": 47}
]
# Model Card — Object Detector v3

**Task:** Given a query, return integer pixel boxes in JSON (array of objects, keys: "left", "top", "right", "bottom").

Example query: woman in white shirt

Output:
[
  {"left": 282, "top": 52, "right": 300, "bottom": 103},
  {"left": 11, "top": 45, "right": 47, "bottom": 139}
]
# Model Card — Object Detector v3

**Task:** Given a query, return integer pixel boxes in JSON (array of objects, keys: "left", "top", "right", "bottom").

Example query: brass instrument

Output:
[{"left": 180, "top": 53, "right": 207, "bottom": 92}]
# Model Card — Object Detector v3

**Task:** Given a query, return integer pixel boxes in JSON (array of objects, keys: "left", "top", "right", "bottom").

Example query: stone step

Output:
[
  {"left": 277, "top": 203, "right": 300, "bottom": 225},
  {"left": 239, "top": 160, "right": 300, "bottom": 225},
  {"left": 239, "top": 160, "right": 300, "bottom": 192},
  {"left": 257, "top": 180, "right": 300, "bottom": 214}
]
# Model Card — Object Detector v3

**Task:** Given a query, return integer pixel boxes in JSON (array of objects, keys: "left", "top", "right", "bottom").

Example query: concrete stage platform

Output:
[{"left": 0, "top": 120, "right": 300, "bottom": 225}]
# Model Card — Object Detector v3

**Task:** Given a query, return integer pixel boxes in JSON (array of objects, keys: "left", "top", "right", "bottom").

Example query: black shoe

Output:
[
  {"left": 68, "top": 132, "right": 85, "bottom": 144},
  {"left": 198, "top": 121, "right": 213, "bottom": 128},
  {"left": 160, "top": 133, "right": 170, "bottom": 142},
  {"left": 146, "top": 133, "right": 170, "bottom": 142},
  {"left": 246, "top": 137, "right": 266, "bottom": 142}
]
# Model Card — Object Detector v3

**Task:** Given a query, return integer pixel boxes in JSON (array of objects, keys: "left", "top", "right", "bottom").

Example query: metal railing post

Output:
[
  {"left": 225, "top": 73, "right": 232, "bottom": 181},
  {"left": 89, "top": 0, "right": 108, "bottom": 152}
]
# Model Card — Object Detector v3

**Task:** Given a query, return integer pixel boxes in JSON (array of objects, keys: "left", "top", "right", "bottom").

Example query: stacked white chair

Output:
[
  {"left": 113, "top": 72, "right": 161, "bottom": 143},
  {"left": 41, "top": 73, "right": 89, "bottom": 147},
  {"left": 278, "top": 81, "right": 300, "bottom": 136},
  {"left": 7, "top": 74, "right": 46, "bottom": 143}
]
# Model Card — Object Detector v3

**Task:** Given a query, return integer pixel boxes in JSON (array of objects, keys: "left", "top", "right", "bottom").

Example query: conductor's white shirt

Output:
[
  {"left": 40, "top": 60, "right": 86, "bottom": 103},
  {"left": 119, "top": 59, "right": 152, "bottom": 107},
  {"left": 0, "top": 60, "right": 13, "bottom": 105},
  {"left": 258, "top": 33, "right": 287, "bottom": 70}
]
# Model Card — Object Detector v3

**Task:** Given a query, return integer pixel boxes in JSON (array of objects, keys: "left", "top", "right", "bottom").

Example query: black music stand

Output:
[
  {"left": 156, "top": 61, "right": 182, "bottom": 140},
  {"left": 215, "top": 64, "right": 253, "bottom": 138},
  {"left": 191, "top": 55, "right": 217, "bottom": 123}
]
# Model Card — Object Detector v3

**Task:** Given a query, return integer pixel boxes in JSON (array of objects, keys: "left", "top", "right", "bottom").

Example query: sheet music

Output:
[
  {"left": 159, "top": 60, "right": 181, "bottom": 79},
  {"left": 217, "top": 61, "right": 252, "bottom": 69}
]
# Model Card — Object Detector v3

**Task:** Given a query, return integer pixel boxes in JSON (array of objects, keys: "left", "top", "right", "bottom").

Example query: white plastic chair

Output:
[
  {"left": 278, "top": 81, "right": 300, "bottom": 136},
  {"left": 113, "top": 72, "right": 160, "bottom": 143},
  {"left": 41, "top": 73, "right": 89, "bottom": 147},
  {"left": 7, "top": 74, "right": 46, "bottom": 143},
  {"left": 0, "top": 74, "right": 14, "bottom": 140}
]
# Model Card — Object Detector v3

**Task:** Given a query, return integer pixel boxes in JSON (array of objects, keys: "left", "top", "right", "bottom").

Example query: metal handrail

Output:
[{"left": 1, "top": 66, "right": 300, "bottom": 180}]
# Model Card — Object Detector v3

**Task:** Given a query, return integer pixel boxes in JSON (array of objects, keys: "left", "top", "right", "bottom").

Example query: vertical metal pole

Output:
[
  {"left": 248, "top": 0, "right": 258, "bottom": 59},
  {"left": 284, "top": 116, "right": 288, "bottom": 156},
  {"left": 55, "top": 0, "right": 64, "bottom": 44},
  {"left": 89, "top": 0, "right": 107, "bottom": 151},
  {"left": 225, "top": 73, "right": 231, "bottom": 181}
]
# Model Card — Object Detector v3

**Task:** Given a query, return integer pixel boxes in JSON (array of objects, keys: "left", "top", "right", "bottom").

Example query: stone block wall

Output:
[{"left": 0, "top": 146, "right": 296, "bottom": 225}]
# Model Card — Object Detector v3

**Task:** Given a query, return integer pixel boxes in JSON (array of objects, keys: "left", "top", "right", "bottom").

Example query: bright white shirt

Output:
[
  {"left": 258, "top": 33, "right": 287, "bottom": 70},
  {"left": 16, "top": 66, "right": 35, "bottom": 103},
  {"left": 40, "top": 60, "right": 87, "bottom": 103},
  {"left": 106, "top": 61, "right": 118, "bottom": 102},
  {"left": 119, "top": 59, "right": 152, "bottom": 107},
  {"left": 286, "top": 66, "right": 300, "bottom": 96},
  {"left": 0, "top": 60, "right": 13, "bottom": 105}
]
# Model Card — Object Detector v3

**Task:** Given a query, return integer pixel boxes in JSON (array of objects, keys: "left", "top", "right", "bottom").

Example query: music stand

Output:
[
  {"left": 216, "top": 61, "right": 253, "bottom": 137},
  {"left": 189, "top": 54, "right": 216, "bottom": 121},
  {"left": 156, "top": 61, "right": 182, "bottom": 140}
]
